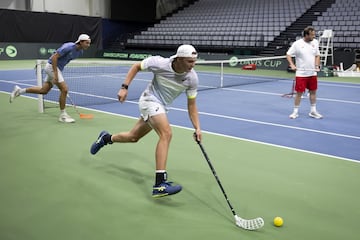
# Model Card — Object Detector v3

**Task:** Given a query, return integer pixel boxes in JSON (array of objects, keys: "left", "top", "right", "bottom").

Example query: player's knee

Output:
[
  {"left": 40, "top": 89, "right": 50, "bottom": 94},
  {"left": 161, "top": 129, "right": 172, "bottom": 142},
  {"left": 60, "top": 88, "right": 68, "bottom": 95}
]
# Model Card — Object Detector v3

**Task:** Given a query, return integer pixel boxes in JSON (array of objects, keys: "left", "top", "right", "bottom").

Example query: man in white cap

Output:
[
  {"left": 10, "top": 34, "right": 91, "bottom": 123},
  {"left": 90, "top": 44, "right": 202, "bottom": 198}
]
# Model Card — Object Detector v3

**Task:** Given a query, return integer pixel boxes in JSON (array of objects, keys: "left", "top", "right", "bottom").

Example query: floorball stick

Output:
[
  {"left": 67, "top": 94, "right": 94, "bottom": 119},
  {"left": 194, "top": 134, "right": 264, "bottom": 230}
]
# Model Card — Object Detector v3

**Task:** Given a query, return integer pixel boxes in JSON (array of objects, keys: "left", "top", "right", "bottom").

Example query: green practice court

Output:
[{"left": 0, "top": 92, "right": 359, "bottom": 240}]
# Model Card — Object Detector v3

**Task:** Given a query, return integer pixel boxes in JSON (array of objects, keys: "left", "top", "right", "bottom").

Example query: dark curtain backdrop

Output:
[
  {"left": 0, "top": 9, "right": 102, "bottom": 49},
  {"left": 111, "top": 0, "right": 156, "bottom": 22}
]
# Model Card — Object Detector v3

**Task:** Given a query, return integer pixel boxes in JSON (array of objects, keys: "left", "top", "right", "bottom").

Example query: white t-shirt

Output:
[
  {"left": 140, "top": 56, "right": 198, "bottom": 106},
  {"left": 287, "top": 38, "right": 320, "bottom": 77}
]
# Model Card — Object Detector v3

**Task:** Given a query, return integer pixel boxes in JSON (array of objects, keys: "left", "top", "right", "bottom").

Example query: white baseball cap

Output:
[
  {"left": 75, "top": 34, "right": 91, "bottom": 43},
  {"left": 170, "top": 44, "right": 198, "bottom": 59}
]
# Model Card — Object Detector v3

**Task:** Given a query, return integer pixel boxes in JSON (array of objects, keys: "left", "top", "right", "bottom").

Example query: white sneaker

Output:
[
  {"left": 9, "top": 85, "right": 21, "bottom": 103},
  {"left": 59, "top": 113, "right": 76, "bottom": 123},
  {"left": 309, "top": 111, "right": 323, "bottom": 119},
  {"left": 289, "top": 112, "right": 299, "bottom": 119}
]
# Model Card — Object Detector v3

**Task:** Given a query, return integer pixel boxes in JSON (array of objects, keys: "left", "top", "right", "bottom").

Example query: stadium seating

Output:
[
  {"left": 125, "top": 0, "right": 359, "bottom": 51},
  {"left": 313, "top": 0, "right": 360, "bottom": 49},
  {"left": 126, "top": 0, "right": 317, "bottom": 50}
]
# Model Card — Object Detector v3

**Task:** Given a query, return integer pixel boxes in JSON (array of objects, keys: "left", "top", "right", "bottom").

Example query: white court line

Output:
[
  {"left": 222, "top": 88, "right": 360, "bottom": 104},
  {"left": 0, "top": 79, "right": 36, "bottom": 85},
  {"left": 186, "top": 128, "right": 360, "bottom": 164},
  {"left": 87, "top": 105, "right": 360, "bottom": 163},
  {"left": 319, "top": 81, "right": 360, "bottom": 88},
  {"left": 1, "top": 90, "right": 358, "bottom": 163},
  {"left": 0, "top": 78, "right": 37, "bottom": 83},
  {"left": 197, "top": 71, "right": 360, "bottom": 88},
  {"left": 2, "top": 77, "right": 359, "bottom": 105},
  {"left": 115, "top": 97, "right": 360, "bottom": 140},
  {"left": 79, "top": 99, "right": 359, "bottom": 163},
  {"left": 3, "top": 81, "right": 358, "bottom": 141},
  {"left": 47, "top": 99, "right": 360, "bottom": 163},
  {"left": 168, "top": 106, "right": 360, "bottom": 140},
  {"left": 2, "top": 76, "right": 359, "bottom": 136}
]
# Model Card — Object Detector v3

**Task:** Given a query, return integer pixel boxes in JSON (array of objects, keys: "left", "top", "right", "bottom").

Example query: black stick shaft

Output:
[{"left": 197, "top": 141, "right": 237, "bottom": 216}]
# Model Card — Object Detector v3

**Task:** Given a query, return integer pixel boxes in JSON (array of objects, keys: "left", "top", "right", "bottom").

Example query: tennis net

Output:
[
  {"left": 36, "top": 55, "right": 287, "bottom": 112},
  {"left": 195, "top": 55, "right": 287, "bottom": 90},
  {"left": 36, "top": 59, "right": 147, "bottom": 113}
]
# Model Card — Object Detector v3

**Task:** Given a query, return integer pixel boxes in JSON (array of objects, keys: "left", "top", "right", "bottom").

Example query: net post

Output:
[
  {"left": 36, "top": 60, "right": 44, "bottom": 113},
  {"left": 220, "top": 61, "right": 224, "bottom": 87}
]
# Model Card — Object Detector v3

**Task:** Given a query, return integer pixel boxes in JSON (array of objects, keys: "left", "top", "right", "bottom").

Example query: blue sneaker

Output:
[
  {"left": 152, "top": 181, "right": 182, "bottom": 198},
  {"left": 90, "top": 130, "right": 111, "bottom": 155}
]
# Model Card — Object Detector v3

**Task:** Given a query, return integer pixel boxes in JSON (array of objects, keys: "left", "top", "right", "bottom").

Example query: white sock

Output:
[
  {"left": 311, "top": 104, "right": 316, "bottom": 112},
  {"left": 293, "top": 106, "right": 299, "bottom": 113},
  {"left": 19, "top": 88, "right": 26, "bottom": 94}
]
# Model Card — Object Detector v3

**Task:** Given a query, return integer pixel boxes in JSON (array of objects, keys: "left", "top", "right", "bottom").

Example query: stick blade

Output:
[
  {"left": 281, "top": 93, "right": 294, "bottom": 98},
  {"left": 234, "top": 215, "right": 264, "bottom": 230},
  {"left": 79, "top": 113, "right": 94, "bottom": 119}
]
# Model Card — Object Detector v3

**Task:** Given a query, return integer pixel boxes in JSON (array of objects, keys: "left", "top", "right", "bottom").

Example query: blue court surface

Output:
[{"left": 1, "top": 66, "right": 359, "bottom": 161}]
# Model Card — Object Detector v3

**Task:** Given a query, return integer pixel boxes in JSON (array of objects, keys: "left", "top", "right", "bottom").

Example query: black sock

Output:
[
  {"left": 155, "top": 171, "right": 167, "bottom": 186},
  {"left": 103, "top": 134, "right": 113, "bottom": 144}
]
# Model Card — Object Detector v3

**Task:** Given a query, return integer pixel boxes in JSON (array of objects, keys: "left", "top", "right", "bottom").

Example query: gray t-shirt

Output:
[{"left": 140, "top": 56, "right": 198, "bottom": 106}]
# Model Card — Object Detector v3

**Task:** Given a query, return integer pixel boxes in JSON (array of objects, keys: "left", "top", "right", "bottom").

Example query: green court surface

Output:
[{"left": 0, "top": 93, "right": 359, "bottom": 240}]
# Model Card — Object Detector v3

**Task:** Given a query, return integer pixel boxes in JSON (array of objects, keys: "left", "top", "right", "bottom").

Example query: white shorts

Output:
[
  {"left": 138, "top": 99, "right": 166, "bottom": 121},
  {"left": 44, "top": 63, "right": 65, "bottom": 83}
]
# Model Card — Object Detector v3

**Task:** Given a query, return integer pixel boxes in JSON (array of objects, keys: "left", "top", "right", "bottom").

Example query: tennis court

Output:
[{"left": 0, "top": 59, "right": 359, "bottom": 240}]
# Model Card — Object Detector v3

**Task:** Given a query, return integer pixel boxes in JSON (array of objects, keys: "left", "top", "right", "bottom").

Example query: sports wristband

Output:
[{"left": 121, "top": 84, "right": 128, "bottom": 90}]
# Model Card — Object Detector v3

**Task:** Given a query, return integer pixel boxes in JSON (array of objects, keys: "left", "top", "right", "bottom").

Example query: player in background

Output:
[
  {"left": 286, "top": 26, "right": 323, "bottom": 119},
  {"left": 9, "top": 34, "right": 91, "bottom": 123}
]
